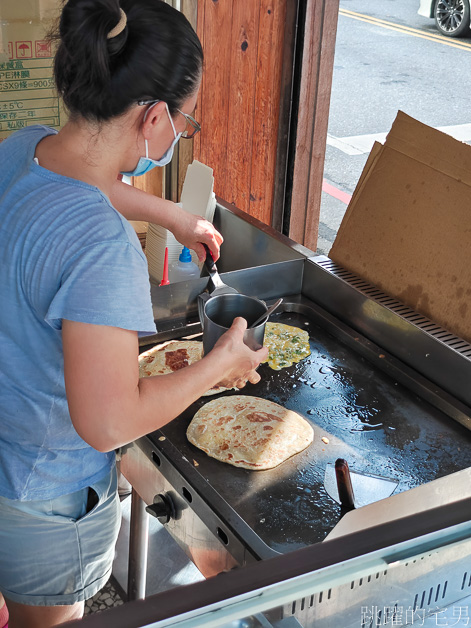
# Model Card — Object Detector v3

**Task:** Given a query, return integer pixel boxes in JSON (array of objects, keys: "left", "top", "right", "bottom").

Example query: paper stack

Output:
[{"left": 146, "top": 160, "right": 216, "bottom": 282}]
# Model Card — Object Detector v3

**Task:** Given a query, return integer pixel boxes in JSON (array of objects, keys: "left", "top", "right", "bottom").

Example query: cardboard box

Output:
[
  {"left": 330, "top": 111, "right": 471, "bottom": 344},
  {"left": 0, "top": 0, "right": 64, "bottom": 141}
]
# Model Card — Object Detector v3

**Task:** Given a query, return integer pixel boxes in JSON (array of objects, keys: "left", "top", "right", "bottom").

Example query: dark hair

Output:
[{"left": 51, "top": 0, "right": 203, "bottom": 122}]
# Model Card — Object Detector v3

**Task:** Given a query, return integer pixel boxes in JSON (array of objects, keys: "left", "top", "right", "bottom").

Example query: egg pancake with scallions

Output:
[{"left": 262, "top": 322, "right": 311, "bottom": 370}]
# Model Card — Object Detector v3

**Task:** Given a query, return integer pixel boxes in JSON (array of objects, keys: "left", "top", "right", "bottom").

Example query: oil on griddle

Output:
[{"left": 155, "top": 308, "right": 471, "bottom": 554}]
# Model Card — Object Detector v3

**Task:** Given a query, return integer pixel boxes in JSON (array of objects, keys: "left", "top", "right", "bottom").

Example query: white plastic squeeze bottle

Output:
[{"left": 169, "top": 246, "right": 201, "bottom": 282}]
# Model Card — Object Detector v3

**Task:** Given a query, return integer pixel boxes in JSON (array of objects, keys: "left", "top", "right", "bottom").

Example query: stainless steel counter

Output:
[{"left": 115, "top": 200, "right": 471, "bottom": 626}]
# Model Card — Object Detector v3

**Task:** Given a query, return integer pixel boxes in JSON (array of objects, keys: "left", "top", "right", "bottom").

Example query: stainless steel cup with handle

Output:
[{"left": 199, "top": 293, "right": 268, "bottom": 355}]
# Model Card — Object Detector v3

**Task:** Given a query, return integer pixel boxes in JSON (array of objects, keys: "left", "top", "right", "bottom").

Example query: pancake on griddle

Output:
[
  {"left": 187, "top": 395, "right": 313, "bottom": 470},
  {"left": 139, "top": 340, "right": 234, "bottom": 396},
  {"left": 262, "top": 322, "right": 311, "bottom": 370}
]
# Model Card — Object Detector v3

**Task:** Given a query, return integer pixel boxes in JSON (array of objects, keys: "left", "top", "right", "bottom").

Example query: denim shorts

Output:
[{"left": 0, "top": 465, "right": 120, "bottom": 606}]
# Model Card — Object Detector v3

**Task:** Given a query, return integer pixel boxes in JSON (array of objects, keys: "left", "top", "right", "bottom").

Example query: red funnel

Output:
[{"left": 159, "top": 247, "right": 170, "bottom": 286}]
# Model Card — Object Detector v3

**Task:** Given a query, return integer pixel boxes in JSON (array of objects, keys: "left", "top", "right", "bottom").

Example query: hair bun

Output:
[
  {"left": 107, "top": 8, "right": 127, "bottom": 39},
  {"left": 52, "top": 0, "right": 203, "bottom": 122},
  {"left": 107, "top": 6, "right": 128, "bottom": 57}
]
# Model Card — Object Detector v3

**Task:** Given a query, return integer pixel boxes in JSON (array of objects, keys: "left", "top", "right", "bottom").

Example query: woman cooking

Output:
[{"left": 0, "top": 0, "right": 268, "bottom": 626}]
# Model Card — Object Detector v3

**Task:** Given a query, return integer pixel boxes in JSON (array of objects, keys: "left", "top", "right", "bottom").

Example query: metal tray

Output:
[{"left": 146, "top": 298, "right": 471, "bottom": 555}]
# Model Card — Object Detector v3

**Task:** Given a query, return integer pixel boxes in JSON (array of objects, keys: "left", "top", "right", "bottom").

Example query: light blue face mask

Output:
[{"left": 121, "top": 102, "right": 182, "bottom": 177}]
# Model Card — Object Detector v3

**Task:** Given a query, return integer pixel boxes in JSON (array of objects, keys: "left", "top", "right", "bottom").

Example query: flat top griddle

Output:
[{"left": 147, "top": 301, "right": 471, "bottom": 554}]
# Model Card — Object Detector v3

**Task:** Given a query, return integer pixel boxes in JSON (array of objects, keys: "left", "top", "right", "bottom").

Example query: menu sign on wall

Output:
[{"left": 0, "top": 1, "right": 64, "bottom": 141}]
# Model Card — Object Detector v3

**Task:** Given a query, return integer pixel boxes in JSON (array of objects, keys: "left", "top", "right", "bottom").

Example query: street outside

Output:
[{"left": 318, "top": 0, "right": 471, "bottom": 255}]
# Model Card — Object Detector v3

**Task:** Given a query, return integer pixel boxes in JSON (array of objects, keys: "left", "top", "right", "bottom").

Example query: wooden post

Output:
[
  {"left": 289, "top": 0, "right": 339, "bottom": 250},
  {"left": 195, "top": 0, "right": 289, "bottom": 225},
  {"left": 249, "top": 0, "right": 288, "bottom": 224}
]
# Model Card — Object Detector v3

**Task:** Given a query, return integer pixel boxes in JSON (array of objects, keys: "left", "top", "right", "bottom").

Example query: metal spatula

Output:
[
  {"left": 198, "top": 244, "right": 239, "bottom": 325},
  {"left": 202, "top": 244, "right": 238, "bottom": 296},
  {"left": 324, "top": 459, "right": 398, "bottom": 509}
]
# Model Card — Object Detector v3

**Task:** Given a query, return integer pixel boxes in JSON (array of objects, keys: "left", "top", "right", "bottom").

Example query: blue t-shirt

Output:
[{"left": 0, "top": 125, "right": 157, "bottom": 500}]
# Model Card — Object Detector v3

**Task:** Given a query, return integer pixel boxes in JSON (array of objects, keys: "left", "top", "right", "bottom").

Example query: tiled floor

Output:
[{"left": 85, "top": 579, "right": 124, "bottom": 616}]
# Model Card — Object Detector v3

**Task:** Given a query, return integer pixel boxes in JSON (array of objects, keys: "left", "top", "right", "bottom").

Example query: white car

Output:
[{"left": 418, "top": 0, "right": 471, "bottom": 37}]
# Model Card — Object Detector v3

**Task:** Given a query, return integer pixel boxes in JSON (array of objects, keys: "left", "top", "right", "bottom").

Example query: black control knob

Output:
[{"left": 145, "top": 493, "right": 175, "bottom": 524}]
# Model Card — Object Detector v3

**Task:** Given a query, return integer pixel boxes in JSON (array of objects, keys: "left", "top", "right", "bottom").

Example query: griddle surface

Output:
[{"left": 151, "top": 307, "right": 471, "bottom": 554}]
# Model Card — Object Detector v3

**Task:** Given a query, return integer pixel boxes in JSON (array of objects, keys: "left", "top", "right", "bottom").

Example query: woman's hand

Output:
[
  {"left": 169, "top": 206, "right": 223, "bottom": 262},
  {"left": 63, "top": 318, "right": 266, "bottom": 452},
  {"left": 208, "top": 317, "right": 268, "bottom": 389},
  {"left": 110, "top": 180, "right": 223, "bottom": 261}
]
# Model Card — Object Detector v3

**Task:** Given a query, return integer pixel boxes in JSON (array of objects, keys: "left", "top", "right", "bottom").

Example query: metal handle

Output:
[
  {"left": 250, "top": 297, "right": 283, "bottom": 328},
  {"left": 202, "top": 243, "right": 216, "bottom": 275},
  {"left": 335, "top": 458, "right": 355, "bottom": 511},
  {"left": 197, "top": 292, "right": 211, "bottom": 330},
  {"left": 203, "top": 244, "right": 223, "bottom": 293}
]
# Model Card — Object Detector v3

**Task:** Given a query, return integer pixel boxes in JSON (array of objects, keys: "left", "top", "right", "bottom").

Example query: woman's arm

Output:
[
  {"left": 62, "top": 318, "right": 267, "bottom": 452},
  {"left": 110, "top": 179, "right": 223, "bottom": 261}
]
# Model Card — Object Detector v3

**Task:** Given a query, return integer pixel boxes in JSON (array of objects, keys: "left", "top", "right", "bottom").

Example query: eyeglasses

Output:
[
  {"left": 176, "top": 109, "right": 201, "bottom": 139},
  {"left": 138, "top": 99, "right": 201, "bottom": 139}
]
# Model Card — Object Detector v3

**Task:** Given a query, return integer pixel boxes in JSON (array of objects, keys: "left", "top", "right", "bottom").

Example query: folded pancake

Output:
[
  {"left": 139, "top": 340, "right": 234, "bottom": 396},
  {"left": 187, "top": 395, "right": 314, "bottom": 470}
]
